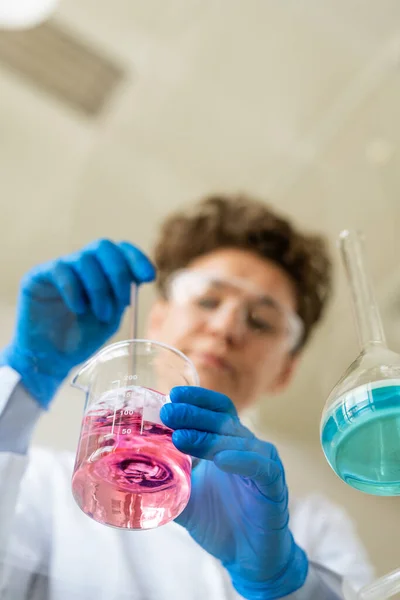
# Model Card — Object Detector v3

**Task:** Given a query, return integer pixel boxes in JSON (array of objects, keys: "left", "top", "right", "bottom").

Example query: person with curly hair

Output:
[{"left": 0, "top": 194, "right": 373, "bottom": 599}]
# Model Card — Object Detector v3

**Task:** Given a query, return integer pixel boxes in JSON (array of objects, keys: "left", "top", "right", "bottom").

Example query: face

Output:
[{"left": 147, "top": 248, "right": 301, "bottom": 412}]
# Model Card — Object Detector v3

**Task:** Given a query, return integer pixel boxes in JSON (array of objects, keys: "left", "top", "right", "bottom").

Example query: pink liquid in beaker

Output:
[{"left": 72, "top": 389, "right": 191, "bottom": 530}]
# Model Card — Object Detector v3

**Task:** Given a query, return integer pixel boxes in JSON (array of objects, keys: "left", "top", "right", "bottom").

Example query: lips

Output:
[{"left": 191, "top": 352, "right": 233, "bottom": 373}]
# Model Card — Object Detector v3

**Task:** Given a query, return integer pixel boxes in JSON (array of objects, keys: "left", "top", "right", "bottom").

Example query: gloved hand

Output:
[
  {"left": 160, "top": 386, "right": 309, "bottom": 600},
  {"left": 0, "top": 239, "right": 155, "bottom": 408}
]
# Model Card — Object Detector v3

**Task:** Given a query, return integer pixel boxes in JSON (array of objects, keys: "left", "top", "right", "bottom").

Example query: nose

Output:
[{"left": 206, "top": 302, "right": 246, "bottom": 345}]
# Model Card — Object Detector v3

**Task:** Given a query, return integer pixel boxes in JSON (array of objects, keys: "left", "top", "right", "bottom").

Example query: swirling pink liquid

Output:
[{"left": 72, "top": 389, "right": 191, "bottom": 530}]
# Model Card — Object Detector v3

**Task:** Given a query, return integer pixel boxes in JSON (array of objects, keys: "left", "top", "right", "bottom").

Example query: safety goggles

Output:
[{"left": 165, "top": 269, "right": 304, "bottom": 352}]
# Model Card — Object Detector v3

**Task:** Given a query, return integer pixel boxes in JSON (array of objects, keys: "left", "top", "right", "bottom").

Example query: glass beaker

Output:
[
  {"left": 71, "top": 339, "right": 199, "bottom": 530},
  {"left": 320, "top": 230, "right": 400, "bottom": 496}
]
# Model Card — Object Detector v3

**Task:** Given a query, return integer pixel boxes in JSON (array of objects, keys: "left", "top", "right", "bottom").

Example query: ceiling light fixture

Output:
[{"left": 0, "top": 0, "right": 59, "bottom": 30}]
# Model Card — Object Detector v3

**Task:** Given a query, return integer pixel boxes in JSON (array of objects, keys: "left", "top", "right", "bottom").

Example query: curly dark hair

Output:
[{"left": 153, "top": 194, "right": 333, "bottom": 351}]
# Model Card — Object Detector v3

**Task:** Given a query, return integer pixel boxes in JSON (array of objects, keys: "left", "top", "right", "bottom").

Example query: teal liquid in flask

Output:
[
  {"left": 321, "top": 230, "right": 400, "bottom": 496},
  {"left": 322, "top": 380, "right": 400, "bottom": 495}
]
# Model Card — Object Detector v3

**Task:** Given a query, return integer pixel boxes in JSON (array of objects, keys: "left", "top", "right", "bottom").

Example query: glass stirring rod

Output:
[
  {"left": 130, "top": 283, "right": 139, "bottom": 374},
  {"left": 130, "top": 282, "right": 139, "bottom": 341}
]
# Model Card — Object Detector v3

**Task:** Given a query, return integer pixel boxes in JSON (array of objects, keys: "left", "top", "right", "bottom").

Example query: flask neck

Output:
[{"left": 339, "top": 230, "right": 387, "bottom": 351}]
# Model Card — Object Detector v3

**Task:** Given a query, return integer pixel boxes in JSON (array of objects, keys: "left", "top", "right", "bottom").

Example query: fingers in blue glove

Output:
[
  {"left": 117, "top": 241, "right": 156, "bottom": 284},
  {"left": 214, "top": 450, "right": 287, "bottom": 504},
  {"left": 84, "top": 239, "right": 155, "bottom": 306},
  {"left": 68, "top": 252, "right": 115, "bottom": 323},
  {"left": 160, "top": 402, "right": 252, "bottom": 438},
  {"left": 171, "top": 428, "right": 255, "bottom": 458},
  {"left": 90, "top": 239, "right": 151, "bottom": 307},
  {"left": 50, "top": 262, "right": 87, "bottom": 315},
  {"left": 169, "top": 386, "right": 238, "bottom": 416},
  {"left": 48, "top": 239, "right": 155, "bottom": 323},
  {"left": 164, "top": 386, "right": 287, "bottom": 503}
]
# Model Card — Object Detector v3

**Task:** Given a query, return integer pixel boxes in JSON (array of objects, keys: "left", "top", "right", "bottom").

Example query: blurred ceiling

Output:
[{"left": 1, "top": 0, "right": 400, "bottom": 440}]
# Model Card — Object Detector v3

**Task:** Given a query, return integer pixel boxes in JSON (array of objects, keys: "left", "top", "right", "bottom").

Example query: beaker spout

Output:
[
  {"left": 71, "top": 357, "right": 97, "bottom": 393},
  {"left": 339, "top": 230, "right": 387, "bottom": 352}
]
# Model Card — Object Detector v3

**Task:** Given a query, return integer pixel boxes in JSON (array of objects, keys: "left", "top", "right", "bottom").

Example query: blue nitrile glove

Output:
[
  {"left": 160, "top": 386, "right": 309, "bottom": 600},
  {"left": 0, "top": 239, "right": 155, "bottom": 408}
]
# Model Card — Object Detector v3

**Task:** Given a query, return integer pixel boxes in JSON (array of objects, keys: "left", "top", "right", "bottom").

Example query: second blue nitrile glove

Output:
[
  {"left": 160, "top": 386, "right": 309, "bottom": 600},
  {"left": 0, "top": 239, "right": 155, "bottom": 408}
]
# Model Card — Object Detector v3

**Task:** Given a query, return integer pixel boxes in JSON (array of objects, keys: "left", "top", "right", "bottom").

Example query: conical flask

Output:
[{"left": 320, "top": 230, "right": 400, "bottom": 496}]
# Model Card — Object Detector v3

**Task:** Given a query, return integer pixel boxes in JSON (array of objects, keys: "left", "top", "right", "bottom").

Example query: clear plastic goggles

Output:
[{"left": 165, "top": 269, "right": 304, "bottom": 352}]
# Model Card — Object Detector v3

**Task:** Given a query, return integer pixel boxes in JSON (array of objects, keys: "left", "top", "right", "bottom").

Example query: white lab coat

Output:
[{"left": 0, "top": 367, "right": 374, "bottom": 600}]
